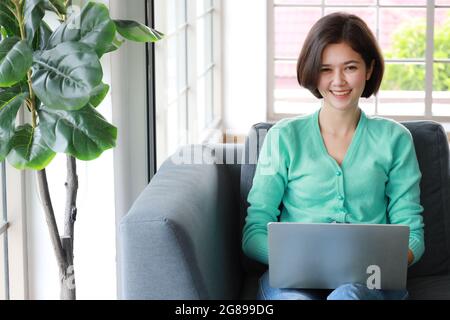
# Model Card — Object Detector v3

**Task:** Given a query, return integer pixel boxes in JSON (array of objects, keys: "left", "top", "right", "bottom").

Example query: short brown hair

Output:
[{"left": 297, "top": 12, "right": 384, "bottom": 99}]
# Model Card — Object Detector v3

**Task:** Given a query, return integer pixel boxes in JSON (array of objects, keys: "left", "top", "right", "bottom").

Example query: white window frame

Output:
[
  {"left": 155, "top": 0, "right": 222, "bottom": 168},
  {"left": 267, "top": 0, "right": 450, "bottom": 124},
  {"left": 0, "top": 109, "right": 29, "bottom": 300},
  {"left": 3, "top": 163, "right": 28, "bottom": 300}
]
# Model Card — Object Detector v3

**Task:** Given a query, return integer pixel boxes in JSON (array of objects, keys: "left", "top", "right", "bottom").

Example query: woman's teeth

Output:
[{"left": 331, "top": 90, "right": 351, "bottom": 96}]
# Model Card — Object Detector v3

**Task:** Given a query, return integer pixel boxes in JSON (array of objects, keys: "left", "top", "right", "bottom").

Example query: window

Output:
[
  {"left": 0, "top": 159, "right": 26, "bottom": 300},
  {"left": 0, "top": 161, "right": 9, "bottom": 300},
  {"left": 155, "top": 0, "right": 221, "bottom": 168},
  {"left": 269, "top": 0, "right": 450, "bottom": 123}
]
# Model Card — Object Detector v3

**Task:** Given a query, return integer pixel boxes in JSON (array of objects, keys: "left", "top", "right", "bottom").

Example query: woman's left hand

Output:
[{"left": 408, "top": 249, "right": 414, "bottom": 266}]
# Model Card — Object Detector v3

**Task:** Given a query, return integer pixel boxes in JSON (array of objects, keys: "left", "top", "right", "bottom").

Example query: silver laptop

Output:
[{"left": 268, "top": 222, "right": 410, "bottom": 290}]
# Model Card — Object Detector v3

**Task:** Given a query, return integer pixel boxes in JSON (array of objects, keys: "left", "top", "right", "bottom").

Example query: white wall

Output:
[
  {"left": 222, "top": 0, "right": 268, "bottom": 136},
  {"left": 109, "top": 0, "right": 149, "bottom": 299}
]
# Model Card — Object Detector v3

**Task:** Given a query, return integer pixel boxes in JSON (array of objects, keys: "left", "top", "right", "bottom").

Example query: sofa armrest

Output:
[{"left": 119, "top": 144, "right": 243, "bottom": 299}]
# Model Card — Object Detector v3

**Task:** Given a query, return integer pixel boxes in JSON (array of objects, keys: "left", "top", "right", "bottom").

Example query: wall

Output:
[
  {"left": 222, "top": 0, "right": 268, "bottom": 137},
  {"left": 109, "top": 0, "right": 149, "bottom": 299}
]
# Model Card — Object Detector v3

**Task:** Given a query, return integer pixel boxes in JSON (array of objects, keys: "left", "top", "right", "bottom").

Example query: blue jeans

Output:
[{"left": 256, "top": 271, "right": 409, "bottom": 300}]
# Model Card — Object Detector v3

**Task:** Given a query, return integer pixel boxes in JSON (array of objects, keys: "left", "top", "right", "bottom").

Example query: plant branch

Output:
[
  {"left": 12, "top": 0, "right": 37, "bottom": 126},
  {"left": 12, "top": 0, "right": 24, "bottom": 40},
  {"left": 36, "top": 170, "right": 67, "bottom": 272},
  {"left": 64, "top": 155, "right": 78, "bottom": 244}
]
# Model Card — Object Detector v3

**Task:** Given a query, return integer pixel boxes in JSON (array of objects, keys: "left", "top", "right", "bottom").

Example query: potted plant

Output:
[{"left": 0, "top": 0, "right": 163, "bottom": 299}]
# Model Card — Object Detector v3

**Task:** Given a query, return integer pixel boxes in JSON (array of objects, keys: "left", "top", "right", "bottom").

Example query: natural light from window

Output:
[{"left": 272, "top": 0, "right": 450, "bottom": 119}]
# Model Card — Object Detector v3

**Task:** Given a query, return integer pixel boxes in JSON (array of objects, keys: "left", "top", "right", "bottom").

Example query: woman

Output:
[{"left": 242, "top": 12, "right": 425, "bottom": 300}]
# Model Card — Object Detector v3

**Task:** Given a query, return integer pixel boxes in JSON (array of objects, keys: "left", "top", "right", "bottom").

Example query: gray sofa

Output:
[{"left": 119, "top": 121, "right": 450, "bottom": 299}]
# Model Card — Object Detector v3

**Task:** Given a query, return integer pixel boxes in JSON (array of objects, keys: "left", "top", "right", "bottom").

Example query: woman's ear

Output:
[{"left": 366, "top": 60, "right": 375, "bottom": 81}]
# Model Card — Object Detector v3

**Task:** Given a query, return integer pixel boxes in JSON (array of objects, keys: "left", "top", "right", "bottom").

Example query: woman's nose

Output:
[{"left": 332, "top": 70, "right": 346, "bottom": 86}]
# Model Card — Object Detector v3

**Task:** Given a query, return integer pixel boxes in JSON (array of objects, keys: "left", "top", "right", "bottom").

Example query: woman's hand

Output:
[{"left": 408, "top": 249, "right": 414, "bottom": 266}]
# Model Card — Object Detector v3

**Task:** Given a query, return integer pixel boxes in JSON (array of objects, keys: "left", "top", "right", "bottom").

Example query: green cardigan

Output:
[{"left": 242, "top": 107, "right": 425, "bottom": 266}]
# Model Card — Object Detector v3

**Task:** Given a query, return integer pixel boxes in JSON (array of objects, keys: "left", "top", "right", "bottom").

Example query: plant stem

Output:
[
  {"left": 36, "top": 170, "right": 67, "bottom": 274},
  {"left": 13, "top": 0, "right": 37, "bottom": 127},
  {"left": 64, "top": 155, "right": 77, "bottom": 257}
]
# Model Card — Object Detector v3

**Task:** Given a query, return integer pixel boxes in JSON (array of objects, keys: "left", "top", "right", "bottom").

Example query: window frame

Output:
[
  {"left": 0, "top": 109, "right": 29, "bottom": 300},
  {"left": 3, "top": 162, "right": 28, "bottom": 300},
  {"left": 154, "top": 0, "right": 222, "bottom": 169},
  {"left": 267, "top": 0, "right": 450, "bottom": 123}
]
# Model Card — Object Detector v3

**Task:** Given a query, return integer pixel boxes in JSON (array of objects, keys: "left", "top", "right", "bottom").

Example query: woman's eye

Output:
[
  {"left": 320, "top": 68, "right": 331, "bottom": 72},
  {"left": 346, "top": 66, "right": 357, "bottom": 71}
]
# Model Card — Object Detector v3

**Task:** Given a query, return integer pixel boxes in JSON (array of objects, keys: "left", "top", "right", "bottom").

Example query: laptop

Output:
[{"left": 268, "top": 222, "right": 410, "bottom": 290}]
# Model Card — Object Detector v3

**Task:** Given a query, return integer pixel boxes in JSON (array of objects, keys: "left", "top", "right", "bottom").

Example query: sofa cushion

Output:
[
  {"left": 407, "top": 275, "right": 450, "bottom": 299},
  {"left": 402, "top": 122, "right": 450, "bottom": 278},
  {"left": 240, "top": 123, "right": 274, "bottom": 274}
]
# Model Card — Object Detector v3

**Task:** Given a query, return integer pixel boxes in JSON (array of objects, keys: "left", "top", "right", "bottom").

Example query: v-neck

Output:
[{"left": 313, "top": 107, "right": 366, "bottom": 169}]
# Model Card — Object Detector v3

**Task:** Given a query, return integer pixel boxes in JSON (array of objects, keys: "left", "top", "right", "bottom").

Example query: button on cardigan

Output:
[{"left": 242, "top": 107, "right": 425, "bottom": 266}]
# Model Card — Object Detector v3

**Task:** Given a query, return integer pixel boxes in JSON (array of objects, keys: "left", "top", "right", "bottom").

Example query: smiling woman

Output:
[{"left": 243, "top": 12, "right": 423, "bottom": 300}]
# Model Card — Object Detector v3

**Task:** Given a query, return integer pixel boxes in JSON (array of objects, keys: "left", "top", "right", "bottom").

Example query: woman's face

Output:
[{"left": 317, "top": 42, "right": 373, "bottom": 112}]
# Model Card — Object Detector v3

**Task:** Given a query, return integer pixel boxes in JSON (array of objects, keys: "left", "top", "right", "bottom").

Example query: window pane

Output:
[
  {"left": 179, "top": 0, "right": 187, "bottom": 25},
  {"left": 274, "top": 0, "right": 321, "bottom": 4},
  {"left": 167, "top": 31, "right": 187, "bottom": 102},
  {"left": 274, "top": 60, "right": 318, "bottom": 114},
  {"left": 435, "top": 8, "right": 450, "bottom": 60},
  {"left": 275, "top": 60, "right": 297, "bottom": 91},
  {"left": 433, "top": 63, "right": 450, "bottom": 116},
  {"left": 197, "top": 0, "right": 213, "bottom": 16},
  {"left": 167, "top": 0, "right": 187, "bottom": 33},
  {"left": 197, "top": 13, "right": 213, "bottom": 76},
  {"left": 167, "top": 37, "right": 178, "bottom": 102},
  {"left": 167, "top": 0, "right": 177, "bottom": 33},
  {"left": 274, "top": 7, "right": 321, "bottom": 59},
  {"left": 379, "top": 0, "right": 426, "bottom": 5},
  {"left": 197, "top": 70, "right": 214, "bottom": 131},
  {"left": 380, "top": 8, "right": 426, "bottom": 59},
  {"left": 326, "top": 0, "right": 376, "bottom": 5},
  {"left": 206, "top": 69, "right": 214, "bottom": 125},
  {"left": 274, "top": 90, "right": 319, "bottom": 114},
  {"left": 0, "top": 163, "right": 4, "bottom": 221},
  {"left": 166, "top": 96, "right": 187, "bottom": 156},
  {"left": 0, "top": 234, "right": 5, "bottom": 300},
  {"left": 436, "top": 0, "right": 450, "bottom": 4},
  {"left": 324, "top": 7, "right": 376, "bottom": 32},
  {"left": 379, "top": 63, "right": 425, "bottom": 116},
  {"left": 197, "top": 76, "right": 206, "bottom": 131},
  {"left": 359, "top": 97, "right": 376, "bottom": 115}
]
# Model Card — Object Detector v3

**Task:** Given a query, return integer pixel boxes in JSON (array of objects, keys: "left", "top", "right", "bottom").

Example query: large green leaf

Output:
[
  {"left": 104, "top": 34, "right": 124, "bottom": 54},
  {"left": 89, "top": 82, "right": 109, "bottom": 107},
  {"left": 35, "top": 20, "right": 52, "bottom": 50},
  {"left": 31, "top": 41, "right": 103, "bottom": 110},
  {"left": 114, "top": 20, "right": 164, "bottom": 42},
  {"left": 7, "top": 124, "right": 56, "bottom": 170},
  {"left": 24, "top": 0, "right": 47, "bottom": 45},
  {"left": 0, "top": 37, "right": 33, "bottom": 87},
  {"left": 47, "top": 2, "right": 116, "bottom": 56},
  {"left": 38, "top": 104, "right": 117, "bottom": 160},
  {"left": 0, "top": 2, "right": 20, "bottom": 36},
  {"left": 0, "top": 92, "right": 27, "bottom": 161}
]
